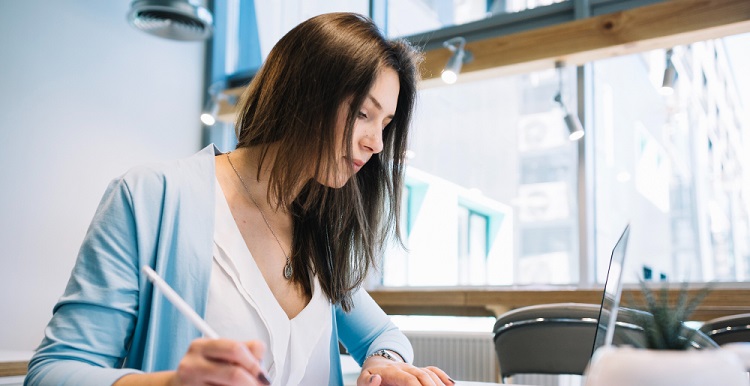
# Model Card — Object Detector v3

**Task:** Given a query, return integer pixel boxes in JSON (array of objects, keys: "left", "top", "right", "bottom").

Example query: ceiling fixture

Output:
[
  {"left": 441, "top": 37, "right": 472, "bottom": 84},
  {"left": 660, "top": 49, "right": 678, "bottom": 96},
  {"left": 128, "top": 0, "right": 213, "bottom": 41},
  {"left": 554, "top": 62, "right": 585, "bottom": 141},
  {"left": 200, "top": 81, "right": 229, "bottom": 126}
]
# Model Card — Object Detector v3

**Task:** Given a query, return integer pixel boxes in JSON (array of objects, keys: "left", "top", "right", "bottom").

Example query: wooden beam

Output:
[
  {"left": 369, "top": 287, "right": 750, "bottom": 321},
  {"left": 0, "top": 361, "right": 28, "bottom": 377},
  {"left": 419, "top": 0, "right": 750, "bottom": 86}
]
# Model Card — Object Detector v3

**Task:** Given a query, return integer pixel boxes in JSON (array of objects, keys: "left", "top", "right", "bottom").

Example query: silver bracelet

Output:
[{"left": 365, "top": 349, "right": 404, "bottom": 363}]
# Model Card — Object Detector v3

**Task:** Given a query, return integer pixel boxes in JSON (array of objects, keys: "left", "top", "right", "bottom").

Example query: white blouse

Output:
[{"left": 205, "top": 181, "right": 333, "bottom": 386}]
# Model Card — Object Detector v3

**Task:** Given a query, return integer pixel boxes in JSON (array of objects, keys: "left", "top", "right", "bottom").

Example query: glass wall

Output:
[
  {"left": 383, "top": 33, "right": 750, "bottom": 288},
  {"left": 253, "top": 0, "right": 369, "bottom": 58},
  {"left": 591, "top": 37, "right": 750, "bottom": 285},
  {"left": 387, "top": 0, "right": 568, "bottom": 37},
  {"left": 214, "top": 0, "right": 750, "bottom": 288},
  {"left": 382, "top": 66, "right": 581, "bottom": 286}
]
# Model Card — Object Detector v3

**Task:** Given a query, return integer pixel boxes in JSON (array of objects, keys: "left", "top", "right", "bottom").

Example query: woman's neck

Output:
[
  {"left": 230, "top": 144, "right": 312, "bottom": 212},
  {"left": 228, "top": 146, "right": 281, "bottom": 211}
]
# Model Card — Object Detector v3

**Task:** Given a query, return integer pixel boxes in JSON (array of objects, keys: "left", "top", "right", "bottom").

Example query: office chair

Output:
[
  {"left": 699, "top": 313, "right": 750, "bottom": 346},
  {"left": 492, "top": 303, "right": 649, "bottom": 382}
]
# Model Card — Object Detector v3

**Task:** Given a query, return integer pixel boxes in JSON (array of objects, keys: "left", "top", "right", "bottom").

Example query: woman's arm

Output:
[
  {"left": 25, "top": 177, "right": 144, "bottom": 386},
  {"left": 25, "top": 172, "right": 268, "bottom": 386},
  {"left": 336, "top": 288, "right": 455, "bottom": 386},
  {"left": 113, "top": 339, "right": 269, "bottom": 386},
  {"left": 335, "top": 288, "right": 413, "bottom": 365}
]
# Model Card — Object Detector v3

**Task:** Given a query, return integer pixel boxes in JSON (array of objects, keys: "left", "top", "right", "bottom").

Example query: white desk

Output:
[{"left": 341, "top": 355, "right": 512, "bottom": 386}]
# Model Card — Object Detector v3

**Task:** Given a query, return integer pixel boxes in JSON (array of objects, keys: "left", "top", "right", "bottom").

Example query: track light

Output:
[
  {"left": 200, "top": 100, "right": 219, "bottom": 126},
  {"left": 660, "top": 49, "right": 678, "bottom": 96},
  {"left": 441, "top": 37, "right": 472, "bottom": 84},
  {"left": 564, "top": 110, "right": 585, "bottom": 141},
  {"left": 200, "top": 81, "right": 227, "bottom": 126},
  {"left": 554, "top": 62, "right": 584, "bottom": 141}
]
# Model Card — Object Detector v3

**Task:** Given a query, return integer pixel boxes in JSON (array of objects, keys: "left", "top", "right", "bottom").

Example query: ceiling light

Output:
[
  {"left": 441, "top": 37, "right": 472, "bottom": 84},
  {"left": 554, "top": 62, "right": 585, "bottom": 141},
  {"left": 200, "top": 81, "right": 227, "bottom": 126},
  {"left": 128, "top": 0, "right": 213, "bottom": 41},
  {"left": 660, "top": 49, "right": 678, "bottom": 96},
  {"left": 200, "top": 102, "right": 219, "bottom": 126},
  {"left": 564, "top": 112, "right": 585, "bottom": 141}
]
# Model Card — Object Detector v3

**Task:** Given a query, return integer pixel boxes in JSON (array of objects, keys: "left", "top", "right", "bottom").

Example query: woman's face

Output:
[{"left": 318, "top": 67, "right": 400, "bottom": 188}]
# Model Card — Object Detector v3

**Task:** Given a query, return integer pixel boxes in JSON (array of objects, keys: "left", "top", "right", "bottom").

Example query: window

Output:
[
  {"left": 458, "top": 206, "right": 489, "bottom": 285},
  {"left": 382, "top": 66, "right": 580, "bottom": 286},
  {"left": 253, "top": 0, "right": 369, "bottom": 58},
  {"left": 381, "top": 36, "right": 750, "bottom": 288},
  {"left": 591, "top": 39, "right": 750, "bottom": 284},
  {"left": 386, "top": 0, "right": 569, "bottom": 37},
  {"left": 211, "top": 1, "right": 750, "bottom": 289}
]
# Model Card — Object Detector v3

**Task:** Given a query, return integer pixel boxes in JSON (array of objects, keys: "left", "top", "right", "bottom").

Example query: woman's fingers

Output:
[
  {"left": 360, "top": 363, "right": 454, "bottom": 386},
  {"left": 174, "top": 338, "right": 269, "bottom": 385},
  {"left": 192, "top": 358, "right": 260, "bottom": 385},
  {"left": 200, "top": 339, "right": 268, "bottom": 382},
  {"left": 400, "top": 366, "right": 438, "bottom": 386},
  {"left": 425, "top": 366, "right": 455, "bottom": 385},
  {"left": 244, "top": 340, "right": 266, "bottom": 361}
]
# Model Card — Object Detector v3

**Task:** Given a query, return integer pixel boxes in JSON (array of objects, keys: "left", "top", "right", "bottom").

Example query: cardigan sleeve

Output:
[
  {"left": 334, "top": 288, "right": 414, "bottom": 366},
  {"left": 25, "top": 176, "right": 144, "bottom": 386}
]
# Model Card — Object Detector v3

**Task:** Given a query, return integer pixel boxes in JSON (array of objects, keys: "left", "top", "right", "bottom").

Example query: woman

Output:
[{"left": 26, "top": 12, "right": 454, "bottom": 386}]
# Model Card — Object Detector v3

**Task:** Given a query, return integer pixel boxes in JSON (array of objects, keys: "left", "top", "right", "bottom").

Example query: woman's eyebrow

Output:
[{"left": 368, "top": 95, "right": 394, "bottom": 119}]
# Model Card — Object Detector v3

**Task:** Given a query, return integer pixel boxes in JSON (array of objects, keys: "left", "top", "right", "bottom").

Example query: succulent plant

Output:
[{"left": 627, "top": 280, "right": 712, "bottom": 350}]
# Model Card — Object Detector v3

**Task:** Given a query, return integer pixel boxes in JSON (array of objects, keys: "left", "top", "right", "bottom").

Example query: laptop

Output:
[
  {"left": 590, "top": 223, "right": 631, "bottom": 355},
  {"left": 490, "top": 223, "right": 632, "bottom": 380}
]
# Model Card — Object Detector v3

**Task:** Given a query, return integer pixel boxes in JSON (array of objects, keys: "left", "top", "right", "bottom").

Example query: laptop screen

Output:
[{"left": 591, "top": 224, "right": 630, "bottom": 355}]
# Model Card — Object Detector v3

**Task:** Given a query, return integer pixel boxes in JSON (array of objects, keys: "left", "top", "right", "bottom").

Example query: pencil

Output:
[{"left": 142, "top": 265, "right": 220, "bottom": 338}]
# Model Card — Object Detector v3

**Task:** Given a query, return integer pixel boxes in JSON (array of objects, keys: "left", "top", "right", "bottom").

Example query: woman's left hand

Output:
[{"left": 356, "top": 356, "right": 455, "bottom": 386}]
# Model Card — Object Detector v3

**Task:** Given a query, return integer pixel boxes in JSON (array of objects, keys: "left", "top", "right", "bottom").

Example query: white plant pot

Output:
[{"left": 583, "top": 346, "right": 749, "bottom": 386}]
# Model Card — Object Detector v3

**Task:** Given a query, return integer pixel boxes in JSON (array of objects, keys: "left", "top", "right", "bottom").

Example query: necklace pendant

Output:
[{"left": 283, "top": 262, "right": 293, "bottom": 280}]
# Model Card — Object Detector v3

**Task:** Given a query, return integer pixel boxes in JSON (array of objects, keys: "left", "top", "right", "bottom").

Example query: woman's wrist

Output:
[
  {"left": 365, "top": 349, "right": 405, "bottom": 363},
  {"left": 113, "top": 370, "right": 176, "bottom": 386}
]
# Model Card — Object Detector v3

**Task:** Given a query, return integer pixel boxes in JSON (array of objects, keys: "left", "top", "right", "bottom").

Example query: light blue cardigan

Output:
[{"left": 25, "top": 145, "right": 413, "bottom": 386}]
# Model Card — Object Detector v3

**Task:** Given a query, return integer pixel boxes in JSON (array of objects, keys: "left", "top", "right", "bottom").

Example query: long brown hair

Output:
[{"left": 234, "top": 12, "right": 421, "bottom": 311}]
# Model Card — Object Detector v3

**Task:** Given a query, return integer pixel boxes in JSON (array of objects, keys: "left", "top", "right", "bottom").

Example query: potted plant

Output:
[{"left": 583, "top": 281, "right": 749, "bottom": 386}]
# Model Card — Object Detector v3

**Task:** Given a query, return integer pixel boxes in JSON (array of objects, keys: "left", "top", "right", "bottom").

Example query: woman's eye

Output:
[{"left": 358, "top": 111, "right": 368, "bottom": 119}]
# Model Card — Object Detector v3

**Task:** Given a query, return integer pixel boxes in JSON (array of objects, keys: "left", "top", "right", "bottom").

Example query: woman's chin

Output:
[{"left": 316, "top": 175, "right": 351, "bottom": 189}]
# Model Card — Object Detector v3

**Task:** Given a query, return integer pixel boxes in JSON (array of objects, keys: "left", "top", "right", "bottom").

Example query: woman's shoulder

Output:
[{"left": 117, "top": 144, "right": 219, "bottom": 188}]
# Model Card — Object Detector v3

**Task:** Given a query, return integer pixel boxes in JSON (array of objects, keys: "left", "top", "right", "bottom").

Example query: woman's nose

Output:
[{"left": 360, "top": 128, "right": 384, "bottom": 154}]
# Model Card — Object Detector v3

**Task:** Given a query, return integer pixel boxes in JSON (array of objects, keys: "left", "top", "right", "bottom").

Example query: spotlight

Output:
[
  {"left": 200, "top": 81, "right": 226, "bottom": 126},
  {"left": 441, "top": 37, "right": 472, "bottom": 84},
  {"left": 660, "top": 49, "right": 678, "bottom": 96},
  {"left": 200, "top": 101, "right": 219, "bottom": 126},
  {"left": 554, "top": 62, "right": 584, "bottom": 141},
  {"left": 564, "top": 111, "right": 585, "bottom": 141}
]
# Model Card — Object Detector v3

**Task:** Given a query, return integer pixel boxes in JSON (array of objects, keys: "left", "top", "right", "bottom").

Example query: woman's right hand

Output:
[
  {"left": 170, "top": 338, "right": 270, "bottom": 386},
  {"left": 114, "top": 339, "right": 270, "bottom": 386}
]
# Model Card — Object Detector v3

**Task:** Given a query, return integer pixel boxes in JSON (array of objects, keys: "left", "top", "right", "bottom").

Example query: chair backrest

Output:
[
  {"left": 699, "top": 313, "right": 750, "bottom": 346},
  {"left": 492, "top": 304, "right": 719, "bottom": 380},
  {"left": 492, "top": 303, "right": 648, "bottom": 379}
]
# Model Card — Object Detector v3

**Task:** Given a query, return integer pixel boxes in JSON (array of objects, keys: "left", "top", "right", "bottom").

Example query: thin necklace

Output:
[{"left": 226, "top": 152, "right": 293, "bottom": 280}]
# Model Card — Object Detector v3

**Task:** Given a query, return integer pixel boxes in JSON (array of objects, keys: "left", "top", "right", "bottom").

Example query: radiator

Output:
[
  {"left": 404, "top": 330, "right": 585, "bottom": 386},
  {"left": 510, "top": 374, "right": 584, "bottom": 386},
  {"left": 404, "top": 330, "right": 498, "bottom": 383}
]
